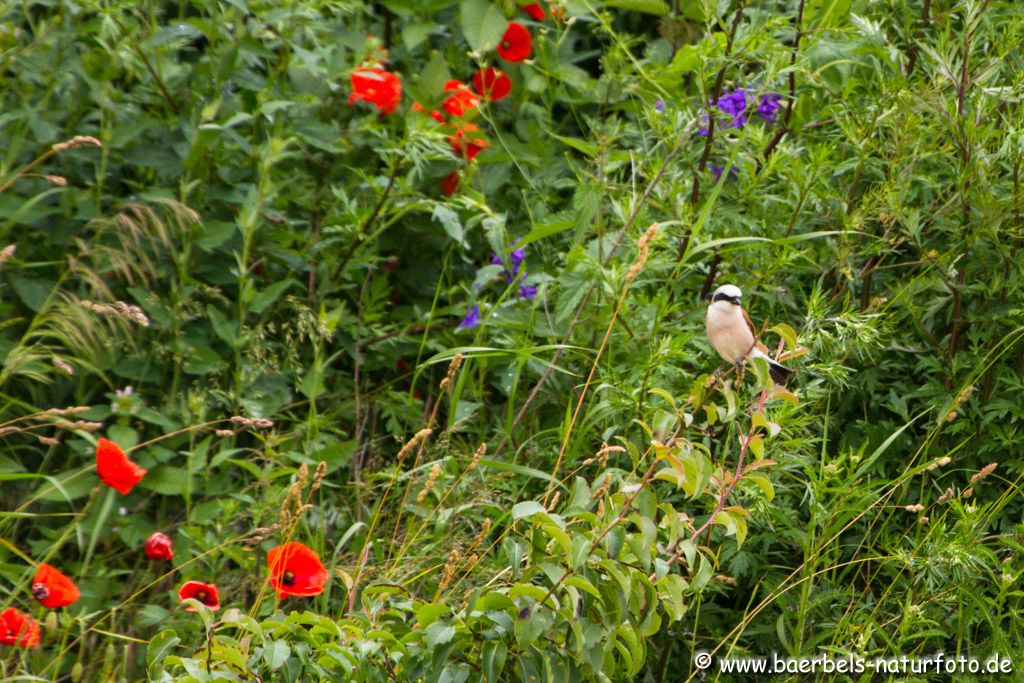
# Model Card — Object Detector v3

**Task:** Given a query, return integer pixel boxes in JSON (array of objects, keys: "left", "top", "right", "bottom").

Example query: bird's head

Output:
[{"left": 710, "top": 284, "right": 743, "bottom": 306}]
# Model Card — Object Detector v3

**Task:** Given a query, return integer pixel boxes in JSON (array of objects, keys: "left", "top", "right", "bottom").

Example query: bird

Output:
[{"left": 705, "top": 284, "right": 793, "bottom": 385}]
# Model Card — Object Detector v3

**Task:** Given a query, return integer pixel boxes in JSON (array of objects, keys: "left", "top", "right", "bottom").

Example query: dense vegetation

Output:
[{"left": 1, "top": 0, "right": 1022, "bottom": 680}]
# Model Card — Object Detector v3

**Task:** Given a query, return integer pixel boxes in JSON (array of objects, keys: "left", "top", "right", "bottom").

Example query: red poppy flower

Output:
[
  {"left": 448, "top": 124, "right": 490, "bottom": 161},
  {"left": 267, "top": 542, "right": 329, "bottom": 598},
  {"left": 0, "top": 608, "right": 41, "bottom": 648},
  {"left": 31, "top": 563, "right": 80, "bottom": 609},
  {"left": 442, "top": 80, "right": 480, "bottom": 118},
  {"left": 440, "top": 171, "right": 461, "bottom": 196},
  {"left": 145, "top": 532, "right": 174, "bottom": 561},
  {"left": 178, "top": 581, "right": 220, "bottom": 611},
  {"left": 522, "top": 2, "right": 545, "bottom": 19},
  {"left": 472, "top": 67, "right": 512, "bottom": 101},
  {"left": 413, "top": 102, "right": 446, "bottom": 123},
  {"left": 349, "top": 67, "right": 402, "bottom": 115},
  {"left": 96, "top": 438, "right": 146, "bottom": 494},
  {"left": 497, "top": 22, "right": 533, "bottom": 63}
]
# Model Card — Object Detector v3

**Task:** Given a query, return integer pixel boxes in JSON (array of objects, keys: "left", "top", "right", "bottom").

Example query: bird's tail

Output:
[{"left": 751, "top": 348, "right": 794, "bottom": 386}]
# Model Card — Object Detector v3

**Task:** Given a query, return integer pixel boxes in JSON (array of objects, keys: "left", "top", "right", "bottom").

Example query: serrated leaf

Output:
[{"left": 460, "top": 0, "right": 508, "bottom": 53}]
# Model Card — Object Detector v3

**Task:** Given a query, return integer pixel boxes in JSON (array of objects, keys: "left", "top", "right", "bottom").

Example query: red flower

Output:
[
  {"left": 145, "top": 532, "right": 174, "bottom": 561},
  {"left": 413, "top": 102, "right": 445, "bottom": 123},
  {"left": 448, "top": 124, "right": 489, "bottom": 161},
  {"left": 522, "top": 2, "right": 545, "bottom": 19},
  {"left": 349, "top": 67, "right": 402, "bottom": 115},
  {"left": 178, "top": 581, "right": 220, "bottom": 611},
  {"left": 441, "top": 171, "right": 461, "bottom": 196},
  {"left": 32, "top": 563, "right": 80, "bottom": 609},
  {"left": 96, "top": 438, "right": 146, "bottom": 494},
  {"left": 472, "top": 67, "right": 512, "bottom": 101},
  {"left": 442, "top": 80, "right": 480, "bottom": 118},
  {"left": 267, "top": 542, "right": 329, "bottom": 598},
  {"left": 0, "top": 608, "right": 40, "bottom": 648},
  {"left": 497, "top": 22, "right": 533, "bottom": 62}
]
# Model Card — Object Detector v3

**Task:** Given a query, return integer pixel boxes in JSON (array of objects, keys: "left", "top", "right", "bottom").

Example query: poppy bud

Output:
[{"left": 145, "top": 532, "right": 174, "bottom": 561}]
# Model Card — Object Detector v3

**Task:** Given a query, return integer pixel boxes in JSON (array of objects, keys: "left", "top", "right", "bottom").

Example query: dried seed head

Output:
[
  {"left": 962, "top": 487, "right": 974, "bottom": 499},
  {"left": 937, "top": 487, "right": 953, "bottom": 505},
  {"left": 52, "top": 356, "right": 75, "bottom": 375},
  {"left": 926, "top": 456, "right": 952, "bottom": 472},
  {"left": 0, "top": 245, "right": 16, "bottom": 268},
  {"left": 37, "top": 435, "right": 60, "bottom": 446},
  {"left": 625, "top": 223, "right": 660, "bottom": 283},
  {"left": 311, "top": 461, "right": 328, "bottom": 491},
  {"left": 417, "top": 462, "right": 442, "bottom": 503},
  {"left": 215, "top": 429, "right": 234, "bottom": 437},
  {"left": 466, "top": 442, "right": 486, "bottom": 472},
  {"left": 81, "top": 300, "right": 150, "bottom": 327},
  {"left": 471, "top": 518, "right": 492, "bottom": 547},
  {"left": 546, "top": 490, "right": 560, "bottom": 511},
  {"left": 439, "top": 353, "right": 464, "bottom": 391},
  {"left": 970, "top": 462, "right": 997, "bottom": 484},
  {"left": 397, "top": 428, "right": 432, "bottom": 463},
  {"left": 45, "top": 175, "right": 68, "bottom": 186},
  {"left": 52, "top": 135, "right": 102, "bottom": 152},
  {"left": 918, "top": 516, "right": 929, "bottom": 525},
  {"left": 904, "top": 503, "right": 924, "bottom": 513}
]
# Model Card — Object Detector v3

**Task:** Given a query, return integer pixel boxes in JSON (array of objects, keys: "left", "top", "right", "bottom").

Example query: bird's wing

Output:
[
  {"left": 741, "top": 307, "right": 757, "bottom": 338},
  {"left": 742, "top": 308, "right": 770, "bottom": 353}
]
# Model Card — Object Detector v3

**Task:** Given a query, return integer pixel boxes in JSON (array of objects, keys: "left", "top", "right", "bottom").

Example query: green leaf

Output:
[
  {"left": 423, "top": 621, "right": 456, "bottom": 647},
  {"left": 597, "top": 0, "right": 669, "bottom": 14},
  {"left": 460, "top": 0, "right": 508, "bottom": 53},
  {"left": 250, "top": 278, "right": 295, "bottom": 314},
  {"left": 416, "top": 602, "right": 451, "bottom": 627},
  {"left": 482, "top": 640, "right": 507, "bottom": 682},
  {"left": 511, "top": 500, "right": 546, "bottom": 520},
  {"left": 769, "top": 323, "right": 799, "bottom": 351},
  {"left": 264, "top": 640, "right": 291, "bottom": 671},
  {"left": 147, "top": 629, "right": 180, "bottom": 672},
  {"left": 141, "top": 466, "right": 191, "bottom": 496},
  {"left": 432, "top": 204, "right": 465, "bottom": 246}
]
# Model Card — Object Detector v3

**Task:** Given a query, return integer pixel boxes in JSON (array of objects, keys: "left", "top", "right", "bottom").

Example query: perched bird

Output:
[{"left": 705, "top": 284, "right": 793, "bottom": 385}]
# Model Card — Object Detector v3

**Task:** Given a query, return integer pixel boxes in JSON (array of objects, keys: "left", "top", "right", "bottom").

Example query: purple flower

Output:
[
  {"left": 491, "top": 241, "right": 526, "bottom": 283},
  {"left": 655, "top": 99, "right": 666, "bottom": 113},
  {"left": 710, "top": 164, "right": 738, "bottom": 183},
  {"left": 712, "top": 87, "right": 748, "bottom": 129},
  {"left": 756, "top": 93, "right": 782, "bottom": 123},
  {"left": 458, "top": 305, "right": 481, "bottom": 330},
  {"left": 518, "top": 283, "right": 538, "bottom": 300}
]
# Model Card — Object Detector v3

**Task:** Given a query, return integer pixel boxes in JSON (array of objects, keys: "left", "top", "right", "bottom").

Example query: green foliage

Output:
[{"left": 1, "top": 0, "right": 1024, "bottom": 680}]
